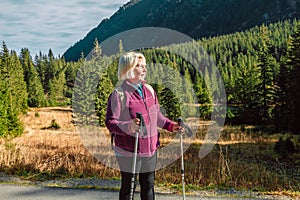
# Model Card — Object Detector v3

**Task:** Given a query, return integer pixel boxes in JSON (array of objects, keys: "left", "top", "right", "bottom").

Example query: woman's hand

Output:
[
  {"left": 172, "top": 124, "right": 185, "bottom": 134},
  {"left": 130, "top": 118, "right": 140, "bottom": 133}
]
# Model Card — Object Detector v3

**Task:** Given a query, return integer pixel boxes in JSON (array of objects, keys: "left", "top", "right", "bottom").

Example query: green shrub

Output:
[
  {"left": 274, "top": 136, "right": 296, "bottom": 157},
  {"left": 49, "top": 119, "right": 61, "bottom": 130}
]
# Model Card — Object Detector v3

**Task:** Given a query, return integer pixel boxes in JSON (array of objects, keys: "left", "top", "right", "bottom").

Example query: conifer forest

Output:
[{"left": 1, "top": 20, "right": 300, "bottom": 137}]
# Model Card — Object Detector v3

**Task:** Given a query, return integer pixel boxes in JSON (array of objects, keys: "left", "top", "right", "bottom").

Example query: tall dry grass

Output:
[
  {"left": 0, "top": 107, "right": 299, "bottom": 194},
  {"left": 0, "top": 107, "right": 119, "bottom": 179}
]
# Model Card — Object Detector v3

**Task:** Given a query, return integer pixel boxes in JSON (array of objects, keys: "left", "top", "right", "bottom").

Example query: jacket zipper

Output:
[{"left": 142, "top": 88, "right": 153, "bottom": 152}]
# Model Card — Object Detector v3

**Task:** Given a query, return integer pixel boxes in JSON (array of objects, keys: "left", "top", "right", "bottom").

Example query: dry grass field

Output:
[
  {"left": 0, "top": 107, "right": 119, "bottom": 179},
  {"left": 0, "top": 107, "right": 299, "bottom": 198}
]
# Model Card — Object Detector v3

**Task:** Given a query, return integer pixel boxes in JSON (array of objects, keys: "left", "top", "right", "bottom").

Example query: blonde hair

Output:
[{"left": 117, "top": 52, "right": 146, "bottom": 81}]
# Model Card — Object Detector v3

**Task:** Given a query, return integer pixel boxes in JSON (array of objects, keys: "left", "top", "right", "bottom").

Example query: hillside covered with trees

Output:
[
  {"left": 1, "top": 20, "right": 300, "bottom": 137},
  {"left": 63, "top": 0, "right": 300, "bottom": 61}
]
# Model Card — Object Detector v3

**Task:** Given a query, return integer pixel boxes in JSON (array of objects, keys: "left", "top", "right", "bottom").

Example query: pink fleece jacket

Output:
[{"left": 105, "top": 80, "right": 175, "bottom": 156}]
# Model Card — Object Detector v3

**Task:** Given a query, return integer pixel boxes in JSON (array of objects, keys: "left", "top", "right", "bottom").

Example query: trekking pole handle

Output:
[
  {"left": 136, "top": 112, "right": 142, "bottom": 127},
  {"left": 177, "top": 118, "right": 193, "bottom": 137},
  {"left": 136, "top": 112, "right": 147, "bottom": 136}
]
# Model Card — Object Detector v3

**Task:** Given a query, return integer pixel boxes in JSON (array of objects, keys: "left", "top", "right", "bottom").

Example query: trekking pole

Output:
[
  {"left": 129, "top": 112, "right": 143, "bottom": 200},
  {"left": 178, "top": 118, "right": 186, "bottom": 200}
]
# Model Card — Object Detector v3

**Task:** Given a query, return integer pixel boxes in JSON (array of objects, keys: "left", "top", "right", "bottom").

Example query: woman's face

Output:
[{"left": 129, "top": 57, "right": 147, "bottom": 84}]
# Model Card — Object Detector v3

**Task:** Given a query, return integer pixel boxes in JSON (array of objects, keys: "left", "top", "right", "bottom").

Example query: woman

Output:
[{"left": 105, "top": 51, "right": 182, "bottom": 200}]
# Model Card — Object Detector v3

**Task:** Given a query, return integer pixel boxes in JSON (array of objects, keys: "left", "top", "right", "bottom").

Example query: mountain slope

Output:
[{"left": 63, "top": 0, "right": 300, "bottom": 61}]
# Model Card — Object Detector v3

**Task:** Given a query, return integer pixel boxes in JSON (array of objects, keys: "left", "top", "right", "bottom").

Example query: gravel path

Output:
[{"left": 0, "top": 173, "right": 296, "bottom": 200}]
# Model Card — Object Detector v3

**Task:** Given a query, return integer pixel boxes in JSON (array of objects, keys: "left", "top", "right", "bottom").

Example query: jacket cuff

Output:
[{"left": 166, "top": 122, "right": 176, "bottom": 132}]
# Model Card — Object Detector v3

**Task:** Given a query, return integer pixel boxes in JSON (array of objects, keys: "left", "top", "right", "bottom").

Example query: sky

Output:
[{"left": 0, "top": 0, "right": 129, "bottom": 57}]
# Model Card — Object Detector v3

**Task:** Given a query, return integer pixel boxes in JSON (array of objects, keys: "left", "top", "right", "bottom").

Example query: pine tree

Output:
[
  {"left": 0, "top": 47, "right": 10, "bottom": 136},
  {"left": 91, "top": 38, "right": 115, "bottom": 126},
  {"left": 43, "top": 49, "right": 60, "bottom": 96},
  {"left": 182, "top": 67, "right": 197, "bottom": 117},
  {"left": 95, "top": 70, "right": 114, "bottom": 126},
  {"left": 72, "top": 61, "right": 99, "bottom": 126},
  {"left": 234, "top": 62, "right": 259, "bottom": 124},
  {"left": 160, "top": 66, "right": 182, "bottom": 120},
  {"left": 20, "top": 48, "right": 45, "bottom": 107},
  {"left": 255, "top": 25, "right": 276, "bottom": 125},
  {"left": 35, "top": 52, "right": 47, "bottom": 93},
  {"left": 4, "top": 50, "right": 28, "bottom": 113},
  {"left": 193, "top": 70, "right": 210, "bottom": 104},
  {"left": 65, "top": 61, "right": 81, "bottom": 98},
  {"left": 282, "top": 21, "right": 300, "bottom": 133},
  {"left": 42, "top": 51, "right": 67, "bottom": 105},
  {"left": 0, "top": 43, "right": 27, "bottom": 136},
  {"left": 192, "top": 70, "right": 211, "bottom": 119},
  {"left": 91, "top": 38, "right": 102, "bottom": 59},
  {"left": 48, "top": 69, "right": 66, "bottom": 105},
  {"left": 273, "top": 58, "right": 293, "bottom": 131}
]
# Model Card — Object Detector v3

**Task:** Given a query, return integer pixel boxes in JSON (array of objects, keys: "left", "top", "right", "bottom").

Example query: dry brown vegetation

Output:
[
  {"left": 0, "top": 107, "right": 299, "bottom": 197},
  {"left": 0, "top": 107, "right": 119, "bottom": 179}
]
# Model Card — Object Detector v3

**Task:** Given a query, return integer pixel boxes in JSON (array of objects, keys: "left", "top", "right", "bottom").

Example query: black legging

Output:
[
  {"left": 119, "top": 171, "right": 155, "bottom": 200},
  {"left": 116, "top": 152, "right": 157, "bottom": 200}
]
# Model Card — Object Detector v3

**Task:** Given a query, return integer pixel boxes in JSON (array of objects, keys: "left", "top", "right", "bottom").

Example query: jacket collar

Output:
[{"left": 122, "top": 80, "right": 146, "bottom": 89}]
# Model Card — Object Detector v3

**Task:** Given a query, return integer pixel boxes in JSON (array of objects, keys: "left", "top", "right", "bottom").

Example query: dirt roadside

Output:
[{"left": 0, "top": 172, "right": 297, "bottom": 200}]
